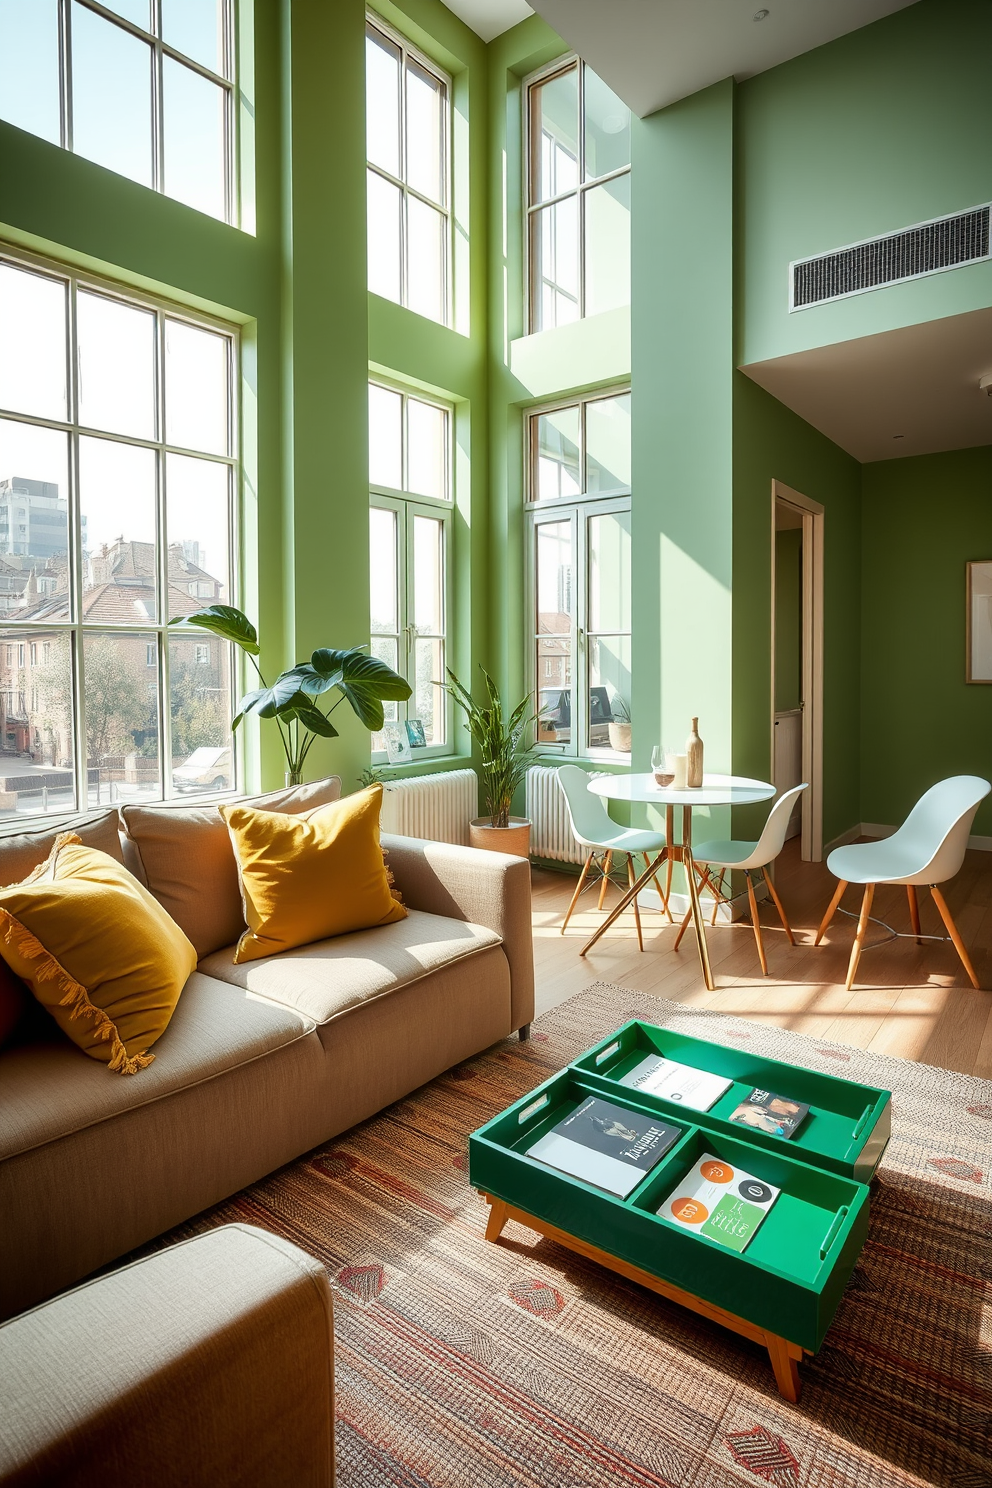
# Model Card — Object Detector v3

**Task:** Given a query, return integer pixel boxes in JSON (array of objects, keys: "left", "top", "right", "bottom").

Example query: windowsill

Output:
[
  {"left": 534, "top": 750, "right": 631, "bottom": 770},
  {"left": 372, "top": 754, "right": 472, "bottom": 776}
]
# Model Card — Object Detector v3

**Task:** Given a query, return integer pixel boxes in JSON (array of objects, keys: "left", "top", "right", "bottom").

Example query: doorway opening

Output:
[{"left": 771, "top": 481, "right": 824, "bottom": 861}]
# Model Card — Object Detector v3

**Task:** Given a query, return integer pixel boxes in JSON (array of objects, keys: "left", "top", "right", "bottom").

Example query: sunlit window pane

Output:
[
  {"left": 166, "top": 454, "right": 229, "bottom": 617},
  {"left": 536, "top": 520, "right": 573, "bottom": 632},
  {"left": 169, "top": 635, "right": 232, "bottom": 796},
  {"left": 71, "top": 3, "right": 153, "bottom": 188},
  {"left": 414, "top": 636, "right": 443, "bottom": 746},
  {"left": 407, "top": 197, "right": 444, "bottom": 323},
  {"left": 588, "top": 510, "right": 631, "bottom": 633},
  {"left": 534, "top": 408, "right": 580, "bottom": 502},
  {"left": 165, "top": 320, "right": 229, "bottom": 455},
  {"left": 406, "top": 61, "right": 444, "bottom": 205},
  {"left": 584, "top": 174, "right": 631, "bottom": 318},
  {"left": 531, "top": 66, "right": 578, "bottom": 204},
  {"left": 370, "top": 507, "right": 397, "bottom": 634},
  {"left": 368, "top": 385, "right": 402, "bottom": 488},
  {"left": 537, "top": 639, "right": 571, "bottom": 744},
  {"left": 79, "top": 437, "right": 157, "bottom": 623},
  {"left": 0, "top": 628, "right": 75, "bottom": 816},
  {"left": 0, "top": 420, "right": 70, "bottom": 581},
  {"left": 370, "top": 635, "right": 399, "bottom": 752},
  {"left": 0, "top": 265, "right": 67, "bottom": 422},
  {"left": 588, "top": 634, "right": 631, "bottom": 751},
  {"left": 366, "top": 28, "right": 400, "bottom": 177},
  {"left": 583, "top": 67, "right": 630, "bottom": 182},
  {"left": 532, "top": 198, "right": 578, "bottom": 331},
  {"left": 0, "top": 0, "right": 60, "bottom": 145},
  {"left": 163, "top": 59, "right": 227, "bottom": 221},
  {"left": 83, "top": 631, "right": 160, "bottom": 799},
  {"left": 77, "top": 291, "right": 156, "bottom": 440},
  {"left": 99, "top": 0, "right": 149, "bottom": 26},
  {"left": 413, "top": 516, "right": 442, "bottom": 634},
  {"left": 162, "top": 0, "right": 226, "bottom": 76},
  {"left": 367, "top": 170, "right": 402, "bottom": 303},
  {"left": 585, "top": 393, "right": 631, "bottom": 493},
  {"left": 407, "top": 399, "right": 446, "bottom": 499}
]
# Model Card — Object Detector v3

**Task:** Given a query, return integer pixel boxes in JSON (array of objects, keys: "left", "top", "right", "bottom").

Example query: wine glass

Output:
[{"left": 651, "top": 746, "right": 675, "bottom": 787}]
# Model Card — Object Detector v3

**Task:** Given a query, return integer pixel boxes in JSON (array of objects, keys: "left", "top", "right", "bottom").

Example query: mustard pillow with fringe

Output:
[
  {"left": 221, "top": 783, "right": 406, "bottom": 964},
  {"left": 0, "top": 833, "right": 197, "bottom": 1074}
]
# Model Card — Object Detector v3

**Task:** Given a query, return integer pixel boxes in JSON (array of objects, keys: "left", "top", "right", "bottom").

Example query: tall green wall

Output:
[{"left": 862, "top": 446, "right": 992, "bottom": 836}]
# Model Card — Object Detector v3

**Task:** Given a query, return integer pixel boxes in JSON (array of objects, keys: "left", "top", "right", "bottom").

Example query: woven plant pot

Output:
[{"left": 469, "top": 817, "right": 531, "bottom": 858}]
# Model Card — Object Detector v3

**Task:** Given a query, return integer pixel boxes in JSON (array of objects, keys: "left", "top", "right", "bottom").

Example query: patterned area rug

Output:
[{"left": 162, "top": 984, "right": 992, "bottom": 1488}]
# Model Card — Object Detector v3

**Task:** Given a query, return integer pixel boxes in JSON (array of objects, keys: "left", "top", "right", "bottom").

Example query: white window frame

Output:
[
  {"left": 526, "top": 387, "right": 631, "bottom": 761},
  {"left": 0, "top": 242, "right": 241, "bottom": 817},
  {"left": 523, "top": 55, "right": 632, "bottom": 334},
  {"left": 369, "top": 380, "right": 452, "bottom": 761},
  {"left": 365, "top": 13, "right": 453, "bottom": 328}
]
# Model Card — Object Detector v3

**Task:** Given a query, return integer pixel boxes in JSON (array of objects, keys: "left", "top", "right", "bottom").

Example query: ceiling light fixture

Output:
[{"left": 753, "top": 9, "right": 769, "bottom": 19}]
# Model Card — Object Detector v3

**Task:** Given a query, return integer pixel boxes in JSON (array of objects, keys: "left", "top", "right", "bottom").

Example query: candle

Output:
[{"left": 673, "top": 754, "right": 688, "bottom": 790}]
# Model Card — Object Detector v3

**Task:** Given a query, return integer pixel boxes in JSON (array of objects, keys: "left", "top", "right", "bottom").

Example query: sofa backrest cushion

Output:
[
  {"left": 119, "top": 777, "right": 342, "bottom": 959},
  {"left": 0, "top": 810, "right": 124, "bottom": 888}
]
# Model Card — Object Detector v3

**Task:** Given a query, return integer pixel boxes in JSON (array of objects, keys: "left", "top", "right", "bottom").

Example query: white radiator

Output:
[
  {"left": 526, "top": 764, "right": 610, "bottom": 863},
  {"left": 379, "top": 768, "right": 477, "bottom": 846}
]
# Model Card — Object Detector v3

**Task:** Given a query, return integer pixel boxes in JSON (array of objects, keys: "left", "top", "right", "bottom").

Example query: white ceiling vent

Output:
[{"left": 790, "top": 205, "right": 990, "bottom": 311}]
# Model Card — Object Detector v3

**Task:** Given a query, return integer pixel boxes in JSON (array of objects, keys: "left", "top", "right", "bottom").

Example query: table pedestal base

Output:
[{"left": 481, "top": 1193, "right": 804, "bottom": 1402}]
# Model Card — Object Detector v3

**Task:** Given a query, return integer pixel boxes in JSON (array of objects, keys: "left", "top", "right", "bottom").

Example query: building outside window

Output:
[
  {"left": 368, "top": 380, "right": 450, "bottom": 757},
  {"left": 366, "top": 15, "right": 451, "bottom": 326},
  {"left": 0, "top": 0, "right": 235, "bottom": 222},
  {"left": 527, "top": 389, "right": 631, "bottom": 758},
  {"left": 525, "top": 58, "right": 631, "bottom": 332},
  {"left": 0, "top": 248, "right": 239, "bottom": 820}
]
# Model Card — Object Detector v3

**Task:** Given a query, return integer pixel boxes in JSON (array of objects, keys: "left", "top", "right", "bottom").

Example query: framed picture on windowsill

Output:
[
  {"left": 966, "top": 561, "right": 992, "bottom": 683},
  {"left": 405, "top": 719, "right": 427, "bottom": 749},
  {"left": 383, "top": 724, "right": 413, "bottom": 765}
]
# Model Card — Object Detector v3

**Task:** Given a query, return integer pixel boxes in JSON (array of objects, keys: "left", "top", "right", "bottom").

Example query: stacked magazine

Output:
[
  {"left": 619, "top": 1053, "right": 732, "bottom": 1113},
  {"left": 527, "top": 1096, "right": 682, "bottom": 1198},
  {"left": 659, "top": 1153, "right": 780, "bottom": 1253},
  {"left": 727, "top": 1088, "right": 809, "bottom": 1139}
]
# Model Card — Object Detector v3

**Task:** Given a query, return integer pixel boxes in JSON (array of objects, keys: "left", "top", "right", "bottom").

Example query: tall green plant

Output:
[
  {"left": 169, "top": 605, "right": 411, "bottom": 784},
  {"left": 443, "top": 666, "right": 536, "bottom": 828}
]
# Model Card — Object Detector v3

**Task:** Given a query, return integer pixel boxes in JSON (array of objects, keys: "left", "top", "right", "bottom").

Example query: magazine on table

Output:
[
  {"left": 527, "top": 1096, "right": 682, "bottom": 1198},
  {"left": 659, "top": 1153, "right": 780, "bottom": 1253},
  {"left": 727, "top": 1088, "right": 809, "bottom": 1139},
  {"left": 619, "top": 1053, "right": 732, "bottom": 1113}
]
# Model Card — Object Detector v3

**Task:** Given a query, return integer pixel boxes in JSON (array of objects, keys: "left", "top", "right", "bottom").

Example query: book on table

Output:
[
  {"left": 619, "top": 1053, "right": 733, "bottom": 1113},
  {"left": 526, "top": 1096, "right": 682, "bottom": 1198},
  {"left": 659, "top": 1153, "right": 780, "bottom": 1253},
  {"left": 727, "top": 1088, "right": 810, "bottom": 1139}
]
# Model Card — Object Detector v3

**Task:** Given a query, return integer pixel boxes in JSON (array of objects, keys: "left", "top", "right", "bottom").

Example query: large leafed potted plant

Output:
[
  {"left": 169, "top": 606, "right": 411, "bottom": 784},
  {"left": 443, "top": 666, "right": 536, "bottom": 857}
]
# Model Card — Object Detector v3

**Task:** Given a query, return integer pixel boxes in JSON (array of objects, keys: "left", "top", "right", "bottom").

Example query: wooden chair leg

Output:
[
  {"left": 561, "top": 853, "right": 593, "bottom": 934},
  {"left": 643, "top": 853, "right": 673, "bottom": 923},
  {"left": 906, "top": 884, "right": 922, "bottom": 944},
  {"left": 815, "top": 879, "right": 848, "bottom": 945},
  {"left": 709, "top": 868, "right": 727, "bottom": 926},
  {"left": 627, "top": 855, "right": 644, "bottom": 952},
  {"left": 745, "top": 871, "right": 768, "bottom": 976},
  {"left": 597, "top": 851, "right": 613, "bottom": 910},
  {"left": 763, "top": 870, "right": 795, "bottom": 945},
  {"left": 845, "top": 883, "right": 875, "bottom": 990},
  {"left": 930, "top": 884, "right": 981, "bottom": 989},
  {"left": 673, "top": 864, "right": 714, "bottom": 951}
]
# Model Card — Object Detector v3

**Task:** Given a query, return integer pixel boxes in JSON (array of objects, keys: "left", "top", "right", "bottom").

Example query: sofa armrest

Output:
[
  {"left": 0, "top": 1224, "right": 334, "bottom": 1488},
  {"left": 382, "top": 833, "right": 535, "bottom": 1034}
]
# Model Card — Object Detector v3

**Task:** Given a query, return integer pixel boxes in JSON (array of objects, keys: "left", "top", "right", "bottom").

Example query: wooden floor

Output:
[{"left": 531, "top": 838, "right": 992, "bottom": 1079}]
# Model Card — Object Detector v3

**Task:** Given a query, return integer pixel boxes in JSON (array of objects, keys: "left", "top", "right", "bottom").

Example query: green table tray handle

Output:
[
  {"left": 819, "top": 1206, "right": 849, "bottom": 1261},
  {"left": 851, "top": 1108, "right": 873, "bottom": 1140}
]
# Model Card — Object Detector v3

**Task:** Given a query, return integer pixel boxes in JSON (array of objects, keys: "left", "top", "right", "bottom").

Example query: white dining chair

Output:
[
  {"left": 672, "top": 784, "right": 808, "bottom": 975},
  {"left": 556, "top": 765, "right": 672, "bottom": 950},
  {"left": 815, "top": 774, "right": 990, "bottom": 990}
]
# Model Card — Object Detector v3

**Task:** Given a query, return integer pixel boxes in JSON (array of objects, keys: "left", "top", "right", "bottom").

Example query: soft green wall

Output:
[
  {"left": 774, "top": 529, "right": 802, "bottom": 713},
  {"left": 861, "top": 445, "right": 992, "bottom": 836},
  {"left": 739, "top": 0, "right": 992, "bottom": 366}
]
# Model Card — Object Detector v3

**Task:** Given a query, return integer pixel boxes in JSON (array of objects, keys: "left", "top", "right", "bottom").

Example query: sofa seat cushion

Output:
[
  {"left": 0, "top": 973, "right": 315, "bottom": 1163},
  {"left": 198, "top": 908, "right": 503, "bottom": 1025}
]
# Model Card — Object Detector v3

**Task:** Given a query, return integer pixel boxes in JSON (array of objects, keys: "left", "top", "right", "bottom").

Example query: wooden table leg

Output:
[
  {"left": 764, "top": 1332, "right": 802, "bottom": 1403},
  {"left": 580, "top": 849, "right": 669, "bottom": 956},
  {"left": 683, "top": 807, "right": 716, "bottom": 991},
  {"left": 484, "top": 1196, "right": 510, "bottom": 1242}
]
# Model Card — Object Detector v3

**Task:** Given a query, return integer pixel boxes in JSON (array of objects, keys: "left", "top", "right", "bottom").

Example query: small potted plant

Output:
[
  {"left": 443, "top": 666, "right": 536, "bottom": 857},
  {"left": 608, "top": 694, "right": 632, "bottom": 753}
]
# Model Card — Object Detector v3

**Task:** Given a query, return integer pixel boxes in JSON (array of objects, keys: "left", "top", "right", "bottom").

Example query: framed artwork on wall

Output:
[{"left": 966, "top": 561, "right": 992, "bottom": 683}]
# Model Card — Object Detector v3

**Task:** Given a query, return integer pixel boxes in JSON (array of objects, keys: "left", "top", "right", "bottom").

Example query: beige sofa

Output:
[{"left": 0, "top": 778, "right": 534, "bottom": 1322}]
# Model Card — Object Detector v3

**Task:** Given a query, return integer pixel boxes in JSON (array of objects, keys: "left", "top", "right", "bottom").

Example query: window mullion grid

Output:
[
  {"left": 151, "top": 0, "right": 164, "bottom": 196},
  {"left": 66, "top": 277, "right": 87, "bottom": 811},
  {"left": 577, "top": 62, "right": 586, "bottom": 321},
  {"left": 58, "top": 0, "right": 72, "bottom": 153},
  {"left": 155, "top": 307, "right": 171, "bottom": 800}
]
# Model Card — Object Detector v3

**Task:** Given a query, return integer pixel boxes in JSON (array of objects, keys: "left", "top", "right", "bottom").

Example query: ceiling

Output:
[
  {"left": 525, "top": 0, "right": 918, "bottom": 117},
  {"left": 742, "top": 309, "right": 992, "bottom": 463},
  {"left": 443, "top": 0, "right": 533, "bottom": 43}
]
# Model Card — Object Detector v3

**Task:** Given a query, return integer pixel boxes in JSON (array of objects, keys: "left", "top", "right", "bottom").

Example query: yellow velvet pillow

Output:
[
  {"left": 221, "top": 784, "right": 407, "bottom": 964},
  {"left": 0, "top": 833, "right": 197, "bottom": 1074}
]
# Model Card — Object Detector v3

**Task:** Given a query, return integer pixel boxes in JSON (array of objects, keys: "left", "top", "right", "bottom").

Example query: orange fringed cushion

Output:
[{"left": 0, "top": 833, "right": 197, "bottom": 1074}]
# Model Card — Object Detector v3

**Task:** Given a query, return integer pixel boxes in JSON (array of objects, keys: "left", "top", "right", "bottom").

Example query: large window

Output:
[
  {"left": 369, "top": 381, "right": 450, "bottom": 757},
  {"left": 0, "top": 0, "right": 235, "bottom": 222},
  {"left": 0, "top": 248, "right": 238, "bottom": 821},
  {"left": 366, "top": 16, "right": 450, "bottom": 326},
  {"left": 526, "top": 59, "right": 631, "bottom": 333},
  {"left": 528, "top": 390, "right": 631, "bottom": 758}
]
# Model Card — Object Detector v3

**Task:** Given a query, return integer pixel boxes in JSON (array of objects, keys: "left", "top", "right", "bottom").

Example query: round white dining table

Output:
[{"left": 584, "top": 772, "right": 776, "bottom": 989}]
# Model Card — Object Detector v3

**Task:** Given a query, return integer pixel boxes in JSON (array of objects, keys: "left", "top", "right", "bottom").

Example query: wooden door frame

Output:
[{"left": 771, "top": 480, "right": 824, "bottom": 862}]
